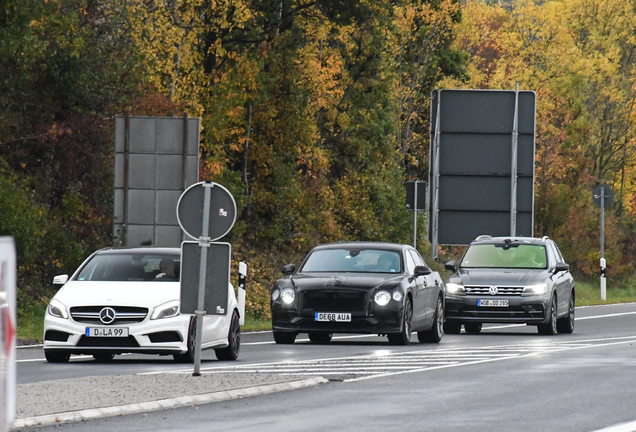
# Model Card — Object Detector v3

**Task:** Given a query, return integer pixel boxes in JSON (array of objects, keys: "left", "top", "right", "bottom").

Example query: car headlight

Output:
[
  {"left": 280, "top": 288, "right": 295, "bottom": 304},
  {"left": 392, "top": 291, "right": 403, "bottom": 302},
  {"left": 272, "top": 289, "right": 280, "bottom": 301},
  {"left": 445, "top": 282, "right": 466, "bottom": 295},
  {"left": 522, "top": 283, "right": 547, "bottom": 296},
  {"left": 151, "top": 300, "right": 180, "bottom": 320},
  {"left": 374, "top": 290, "right": 391, "bottom": 306},
  {"left": 48, "top": 298, "right": 69, "bottom": 319}
]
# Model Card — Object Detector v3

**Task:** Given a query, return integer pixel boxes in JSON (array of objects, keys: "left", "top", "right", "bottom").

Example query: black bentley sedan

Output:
[{"left": 270, "top": 242, "right": 445, "bottom": 345}]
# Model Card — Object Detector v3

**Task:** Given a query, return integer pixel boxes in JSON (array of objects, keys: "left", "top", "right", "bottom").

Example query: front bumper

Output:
[
  {"left": 445, "top": 295, "right": 550, "bottom": 325},
  {"left": 43, "top": 314, "right": 191, "bottom": 356},
  {"left": 271, "top": 304, "right": 404, "bottom": 334}
]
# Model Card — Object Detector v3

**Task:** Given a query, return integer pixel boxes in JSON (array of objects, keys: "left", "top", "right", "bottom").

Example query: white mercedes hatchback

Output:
[{"left": 43, "top": 247, "right": 241, "bottom": 363}]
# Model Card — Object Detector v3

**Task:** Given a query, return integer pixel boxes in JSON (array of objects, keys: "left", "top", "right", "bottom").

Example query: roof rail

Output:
[{"left": 474, "top": 235, "right": 492, "bottom": 241}]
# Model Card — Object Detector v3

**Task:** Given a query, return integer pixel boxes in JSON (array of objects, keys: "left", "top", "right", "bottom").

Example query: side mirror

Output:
[
  {"left": 555, "top": 263, "right": 570, "bottom": 273},
  {"left": 53, "top": 274, "right": 69, "bottom": 285},
  {"left": 414, "top": 265, "right": 432, "bottom": 277},
  {"left": 444, "top": 261, "right": 456, "bottom": 271},
  {"left": 281, "top": 264, "right": 296, "bottom": 275}
]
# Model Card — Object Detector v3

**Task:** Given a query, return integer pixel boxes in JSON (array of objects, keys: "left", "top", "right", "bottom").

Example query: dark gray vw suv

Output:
[{"left": 444, "top": 235, "right": 575, "bottom": 335}]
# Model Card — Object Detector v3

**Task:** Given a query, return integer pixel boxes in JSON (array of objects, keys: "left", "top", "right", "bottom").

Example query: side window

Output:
[
  {"left": 404, "top": 251, "right": 417, "bottom": 275},
  {"left": 408, "top": 250, "right": 425, "bottom": 267},
  {"left": 549, "top": 242, "right": 565, "bottom": 264}
]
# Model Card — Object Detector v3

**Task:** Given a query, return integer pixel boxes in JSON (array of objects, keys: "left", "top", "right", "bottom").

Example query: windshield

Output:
[
  {"left": 75, "top": 252, "right": 181, "bottom": 282},
  {"left": 460, "top": 244, "right": 547, "bottom": 269},
  {"left": 300, "top": 248, "right": 401, "bottom": 273}
]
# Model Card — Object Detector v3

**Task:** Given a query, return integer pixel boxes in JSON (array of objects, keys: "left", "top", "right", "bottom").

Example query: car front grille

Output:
[
  {"left": 301, "top": 290, "right": 367, "bottom": 313},
  {"left": 464, "top": 285, "right": 524, "bottom": 296},
  {"left": 446, "top": 303, "right": 545, "bottom": 320},
  {"left": 70, "top": 306, "right": 148, "bottom": 324}
]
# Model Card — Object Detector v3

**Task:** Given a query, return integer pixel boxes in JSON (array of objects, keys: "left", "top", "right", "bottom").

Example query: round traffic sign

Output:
[
  {"left": 592, "top": 184, "right": 614, "bottom": 208},
  {"left": 177, "top": 182, "right": 237, "bottom": 241}
]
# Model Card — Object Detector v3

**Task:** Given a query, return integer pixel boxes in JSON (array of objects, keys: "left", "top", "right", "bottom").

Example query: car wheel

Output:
[
  {"left": 464, "top": 323, "right": 482, "bottom": 334},
  {"left": 174, "top": 316, "right": 196, "bottom": 363},
  {"left": 308, "top": 332, "right": 333, "bottom": 343},
  {"left": 443, "top": 322, "right": 462, "bottom": 334},
  {"left": 557, "top": 290, "right": 575, "bottom": 334},
  {"left": 93, "top": 353, "right": 115, "bottom": 362},
  {"left": 216, "top": 310, "right": 241, "bottom": 361},
  {"left": 418, "top": 296, "right": 443, "bottom": 343},
  {"left": 538, "top": 294, "right": 558, "bottom": 335},
  {"left": 273, "top": 331, "right": 297, "bottom": 344},
  {"left": 388, "top": 297, "right": 412, "bottom": 345},
  {"left": 44, "top": 351, "right": 70, "bottom": 363}
]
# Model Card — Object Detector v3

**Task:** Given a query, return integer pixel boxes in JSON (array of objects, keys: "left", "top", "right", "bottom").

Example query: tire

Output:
[
  {"left": 443, "top": 322, "right": 462, "bottom": 334},
  {"left": 464, "top": 323, "right": 483, "bottom": 334},
  {"left": 216, "top": 310, "right": 241, "bottom": 361},
  {"left": 388, "top": 297, "right": 413, "bottom": 345},
  {"left": 557, "top": 291, "right": 575, "bottom": 334},
  {"left": 538, "top": 294, "right": 558, "bottom": 335},
  {"left": 418, "top": 296, "right": 444, "bottom": 343},
  {"left": 308, "top": 332, "right": 333, "bottom": 343},
  {"left": 45, "top": 351, "right": 70, "bottom": 363},
  {"left": 273, "top": 331, "right": 297, "bottom": 344},
  {"left": 174, "top": 316, "right": 196, "bottom": 363},
  {"left": 93, "top": 353, "right": 115, "bottom": 362}
]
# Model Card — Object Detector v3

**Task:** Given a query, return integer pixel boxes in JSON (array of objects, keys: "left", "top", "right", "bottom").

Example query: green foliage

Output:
[{"left": 5, "top": 0, "right": 636, "bottom": 336}]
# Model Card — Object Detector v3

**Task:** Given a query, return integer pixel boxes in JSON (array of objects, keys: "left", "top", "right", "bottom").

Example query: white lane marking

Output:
[
  {"left": 344, "top": 336, "right": 636, "bottom": 383},
  {"left": 591, "top": 420, "right": 636, "bottom": 432},
  {"left": 15, "top": 307, "right": 636, "bottom": 363},
  {"left": 150, "top": 335, "right": 636, "bottom": 381}
]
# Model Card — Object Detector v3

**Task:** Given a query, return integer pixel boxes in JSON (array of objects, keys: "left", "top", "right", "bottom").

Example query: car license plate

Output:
[
  {"left": 85, "top": 327, "right": 129, "bottom": 337},
  {"left": 315, "top": 312, "right": 351, "bottom": 322},
  {"left": 477, "top": 299, "right": 509, "bottom": 307}
]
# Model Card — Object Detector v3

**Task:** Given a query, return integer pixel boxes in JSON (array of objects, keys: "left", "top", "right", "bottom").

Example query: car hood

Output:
[
  {"left": 53, "top": 281, "right": 179, "bottom": 307},
  {"left": 290, "top": 273, "right": 401, "bottom": 291},
  {"left": 451, "top": 268, "right": 550, "bottom": 286}
]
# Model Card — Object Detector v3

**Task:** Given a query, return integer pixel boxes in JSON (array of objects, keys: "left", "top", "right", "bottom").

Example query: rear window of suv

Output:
[{"left": 460, "top": 244, "right": 547, "bottom": 269}]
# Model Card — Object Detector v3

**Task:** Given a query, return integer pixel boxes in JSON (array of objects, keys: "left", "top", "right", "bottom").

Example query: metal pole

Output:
[
  {"left": 600, "top": 188, "right": 606, "bottom": 300},
  {"left": 182, "top": 114, "right": 189, "bottom": 243},
  {"left": 510, "top": 82, "right": 520, "bottom": 236},
  {"left": 413, "top": 181, "right": 418, "bottom": 248},
  {"left": 193, "top": 183, "right": 213, "bottom": 376},
  {"left": 431, "top": 91, "right": 442, "bottom": 260},
  {"left": 123, "top": 112, "right": 130, "bottom": 246}
]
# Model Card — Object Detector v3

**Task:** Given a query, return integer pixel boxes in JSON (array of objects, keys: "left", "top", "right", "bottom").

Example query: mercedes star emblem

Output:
[{"left": 99, "top": 307, "right": 116, "bottom": 324}]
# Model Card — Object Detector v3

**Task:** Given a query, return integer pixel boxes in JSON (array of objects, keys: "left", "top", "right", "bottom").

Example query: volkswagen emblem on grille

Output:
[
  {"left": 99, "top": 307, "right": 116, "bottom": 324},
  {"left": 489, "top": 286, "right": 499, "bottom": 296}
]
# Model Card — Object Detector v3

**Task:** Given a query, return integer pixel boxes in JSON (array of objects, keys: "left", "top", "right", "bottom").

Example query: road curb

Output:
[{"left": 13, "top": 377, "right": 329, "bottom": 429}]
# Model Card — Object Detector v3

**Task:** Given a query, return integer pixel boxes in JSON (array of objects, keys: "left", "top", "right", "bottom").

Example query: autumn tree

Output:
[{"left": 440, "top": 0, "right": 636, "bottom": 277}]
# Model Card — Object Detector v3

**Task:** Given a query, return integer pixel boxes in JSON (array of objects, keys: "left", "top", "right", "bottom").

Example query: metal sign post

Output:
[
  {"left": 593, "top": 184, "right": 614, "bottom": 301},
  {"left": 510, "top": 82, "right": 520, "bottom": 237},
  {"left": 192, "top": 184, "right": 212, "bottom": 375},
  {"left": 406, "top": 181, "right": 426, "bottom": 249},
  {"left": 176, "top": 181, "right": 237, "bottom": 376}
]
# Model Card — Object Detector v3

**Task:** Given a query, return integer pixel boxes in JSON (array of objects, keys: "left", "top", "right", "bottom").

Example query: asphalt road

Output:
[{"left": 11, "top": 302, "right": 636, "bottom": 432}]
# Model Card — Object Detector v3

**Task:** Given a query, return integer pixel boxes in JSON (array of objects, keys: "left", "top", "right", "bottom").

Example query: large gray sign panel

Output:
[
  {"left": 429, "top": 89, "right": 536, "bottom": 251},
  {"left": 114, "top": 115, "right": 200, "bottom": 247}
]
